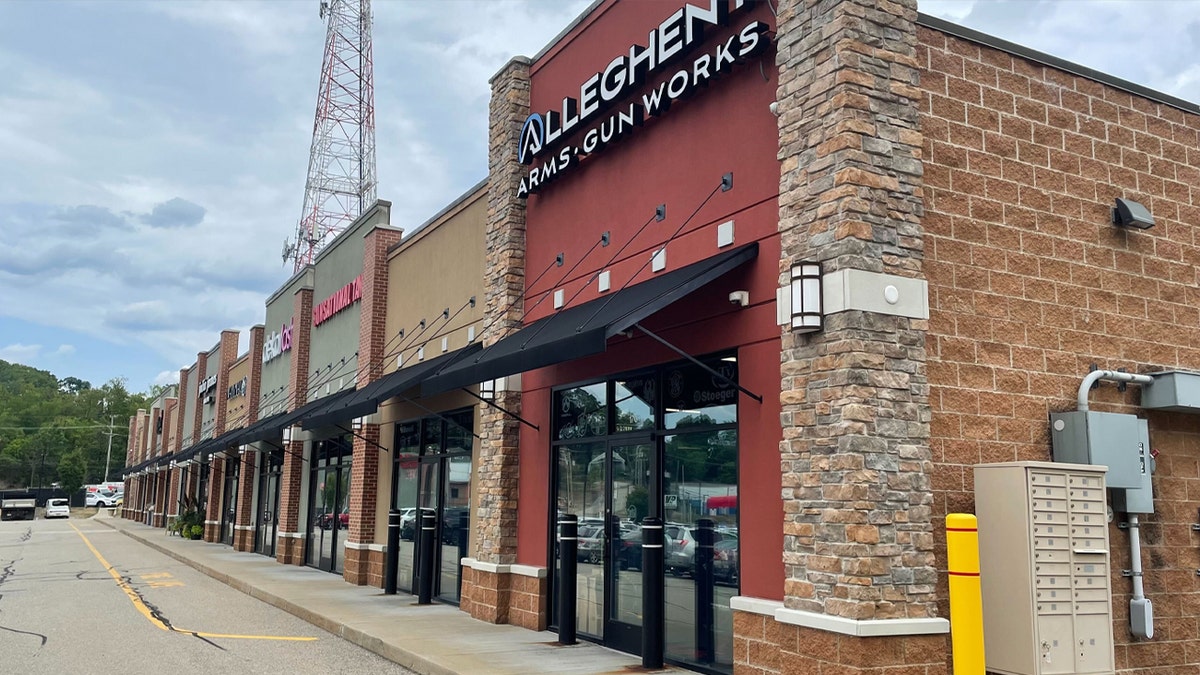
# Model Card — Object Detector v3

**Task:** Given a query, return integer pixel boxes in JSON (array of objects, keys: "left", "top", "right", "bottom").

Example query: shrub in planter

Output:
[{"left": 188, "top": 525, "right": 204, "bottom": 539}]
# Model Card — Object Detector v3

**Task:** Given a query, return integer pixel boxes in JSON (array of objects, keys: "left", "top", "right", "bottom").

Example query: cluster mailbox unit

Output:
[{"left": 975, "top": 462, "right": 1114, "bottom": 675}]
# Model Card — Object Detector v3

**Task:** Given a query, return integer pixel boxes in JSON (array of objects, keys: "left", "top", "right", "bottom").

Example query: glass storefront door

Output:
[
  {"left": 306, "top": 435, "right": 352, "bottom": 573},
  {"left": 551, "top": 355, "right": 739, "bottom": 672},
  {"left": 221, "top": 456, "right": 239, "bottom": 546},
  {"left": 390, "top": 409, "right": 473, "bottom": 602},
  {"left": 254, "top": 450, "right": 282, "bottom": 557}
]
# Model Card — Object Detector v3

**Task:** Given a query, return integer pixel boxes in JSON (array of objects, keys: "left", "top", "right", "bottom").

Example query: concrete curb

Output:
[{"left": 96, "top": 517, "right": 458, "bottom": 675}]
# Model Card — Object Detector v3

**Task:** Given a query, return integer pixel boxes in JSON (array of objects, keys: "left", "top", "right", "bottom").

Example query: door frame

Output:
[{"left": 602, "top": 435, "right": 657, "bottom": 654}]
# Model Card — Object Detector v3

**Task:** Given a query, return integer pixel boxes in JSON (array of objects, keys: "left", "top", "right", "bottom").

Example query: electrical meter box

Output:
[
  {"left": 975, "top": 462, "right": 1114, "bottom": 675},
  {"left": 1049, "top": 411, "right": 1141, "bottom": 489}
]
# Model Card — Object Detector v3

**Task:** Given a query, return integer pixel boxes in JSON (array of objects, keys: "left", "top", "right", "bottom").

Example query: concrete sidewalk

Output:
[{"left": 97, "top": 512, "right": 684, "bottom": 675}]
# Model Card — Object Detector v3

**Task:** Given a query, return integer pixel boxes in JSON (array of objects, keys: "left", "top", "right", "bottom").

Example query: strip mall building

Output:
[{"left": 121, "top": 1, "right": 1200, "bottom": 673}]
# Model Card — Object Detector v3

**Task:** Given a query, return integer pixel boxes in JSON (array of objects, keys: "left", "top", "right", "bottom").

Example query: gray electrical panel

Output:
[
  {"left": 1111, "top": 418, "right": 1154, "bottom": 514},
  {"left": 1050, "top": 411, "right": 1142, "bottom": 489}
]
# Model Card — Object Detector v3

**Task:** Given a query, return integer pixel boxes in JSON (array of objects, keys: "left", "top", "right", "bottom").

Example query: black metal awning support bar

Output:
[
  {"left": 334, "top": 424, "right": 392, "bottom": 454},
  {"left": 394, "top": 394, "right": 483, "bottom": 441},
  {"left": 460, "top": 388, "right": 540, "bottom": 431},
  {"left": 633, "top": 322, "right": 763, "bottom": 404},
  {"left": 258, "top": 438, "right": 309, "bottom": 466}
]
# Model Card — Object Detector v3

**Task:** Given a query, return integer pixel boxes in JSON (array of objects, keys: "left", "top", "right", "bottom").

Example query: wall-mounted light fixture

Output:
[
  {"left": 1113, "top": 197, "right": 1155, "bottom": 229},
  {"left": 351, "top": 417, "right": 364, "bottom": 432},
  {"left": 282, "top": 426, "right": 293, "bottom": 444},
  {"left": 789, "top": 262, "right": 823, "bottom": 333}
]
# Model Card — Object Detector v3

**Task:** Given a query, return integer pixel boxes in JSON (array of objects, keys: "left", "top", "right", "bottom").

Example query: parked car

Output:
[
  {"left": 713, "top": 538, "right": 739, "bottom": 585},
  {"left": 44, "top": 498, "right": 70, "bottom": 519},
  {"left": 318, "top": 508, "right": 349, "bottom": 530},
  {"left": 87, "top": 490, "right": 120, "bottom": 508},
  {"left": 618, "top": 523, "right": 687, "bottom": 570},
  {"left": 576, "top": 524, "right": 604, "bottom": 564},
  {"left": 667, "top": 526, "right": 735, "bottom": 578}
]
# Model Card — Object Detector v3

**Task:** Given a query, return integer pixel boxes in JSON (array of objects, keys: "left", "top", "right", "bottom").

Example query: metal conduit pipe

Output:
[
  {"left": 1077, "top": 369, "right": 1154, "bottom": 411},
  {"left": 1074, "top": 368, "right": 1157, "bottom": 638}
]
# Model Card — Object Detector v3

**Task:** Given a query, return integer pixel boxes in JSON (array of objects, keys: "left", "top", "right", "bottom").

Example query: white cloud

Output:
[
  {"left": 153, "top": 370, "right": 180, "bottom": 386},
  {"left": 51, "top": 344, "right": 75, "bottom": 357},
  {"left": 0, "top": 343, "right": 42, "bottom": 364}
]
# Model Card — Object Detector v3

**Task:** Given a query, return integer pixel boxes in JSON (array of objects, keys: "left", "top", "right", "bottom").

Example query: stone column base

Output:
[
  {"left": 731, "top": 599, "right": 950, "bottom": 675},
  {"left": 343, "top": 546, "right": 385, "bottom": 587},
  {"left": 460, "top": 559, "right": 548, "bottom": 629},
  {"left": 276, "top": 535, "right": 305, "bottom": 565}
]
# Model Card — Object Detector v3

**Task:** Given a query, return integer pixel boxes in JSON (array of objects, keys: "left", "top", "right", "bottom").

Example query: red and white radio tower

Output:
[{"left": 286, "top": 0, "right": 377, "bottom": 271}]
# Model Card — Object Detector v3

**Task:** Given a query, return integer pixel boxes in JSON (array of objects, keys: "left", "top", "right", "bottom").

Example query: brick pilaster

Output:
[
  {"left": 235, "top": 451, "right": 257, "bottom": 551},
  {"left": 205, "top": 455, "right": 225, "bottom": 541},
  {"left": 277, "top": 286, "right": 313, "bottom": 565},
  {"left": 248, "top": 326, "right": 265, "bottom": 423},
  {"left": 193, "top": 353, "right": 207, "bottom": 444},
  {"left": 215, "top": 330, "right": 239, "bottom": 436},
  {"left": 345, "top": 423, "right": 381, "bottom": 585},
  {"left": 776, "top": 0, "right": 936, "bottom": 623},
  {"left": 176, "top": 367, "right": 190, "bottom": 448}
]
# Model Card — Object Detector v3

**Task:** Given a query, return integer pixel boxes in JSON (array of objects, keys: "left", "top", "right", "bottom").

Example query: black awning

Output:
[
  {"left": 230, "top": 410, "right": 287, "bottom": 447},
  {"left": 301, "top": 344, "right": 483, "bottom": 430},
  {"left": 421, "top": 243, "right": 758, "bottom": 395},
  {"left": 155, "top": 452, "right": 175, "bottom": 467},
  {"left": 242, "top": 387, "right": 358, "bottom": 440}
]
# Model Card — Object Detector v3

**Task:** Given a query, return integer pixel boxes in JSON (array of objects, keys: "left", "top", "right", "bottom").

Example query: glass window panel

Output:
[
  {"left": 663, "top": 429, "right": 738, "bottom": 672},
  {"left": 553, "top": 442, "right": 605, "bottom": 637},
  {"left": 663, "top": 357, "right": 738, "bottom": 429},
  {"left": 445, "top": 410, "right": 473, "bottom": 454},
  {"left": 614, "top": 376, "right": 656, "bottom": 433},
  {"left": 554, "top": 384, "right": 608, "bottom": 440}
]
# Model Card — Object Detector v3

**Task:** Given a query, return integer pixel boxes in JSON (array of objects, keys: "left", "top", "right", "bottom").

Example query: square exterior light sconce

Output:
[
  {"left": 351, "top": 417, "right": 364, "bottom": 432},
  {"left": 282, "top": 426, "right": 293, "bottom": 444},
  {"left": 479, "top": 378, "right": 497, "bottom": 401},
  {"left": 790, "top": 262, "right": 823, "bottom": 332},
  {"left": 1113, "top": 197, "right": 1154, "bottom": 229}
]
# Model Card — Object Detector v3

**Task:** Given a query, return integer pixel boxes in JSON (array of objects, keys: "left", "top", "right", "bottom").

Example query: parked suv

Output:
[{"left": 87, "top": 490, "right": 119, "bottom": 508}]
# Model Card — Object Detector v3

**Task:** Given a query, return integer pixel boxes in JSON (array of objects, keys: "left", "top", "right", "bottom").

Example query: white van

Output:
[{"left": 45, "top": 498, "right": 70, "bottom": 519}]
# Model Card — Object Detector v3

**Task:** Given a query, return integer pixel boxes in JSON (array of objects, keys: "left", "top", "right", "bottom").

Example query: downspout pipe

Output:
[
  {"left": 1074, "top": 368, "right": 1157, "bottom": 639},
  {"left": 1077, "top": 370, "right": 1154, "bottom": 412}
]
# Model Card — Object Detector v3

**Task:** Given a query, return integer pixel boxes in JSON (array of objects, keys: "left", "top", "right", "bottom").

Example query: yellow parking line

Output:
[{"left": 70, "top": 523, "right": 316, "bottom": 642}]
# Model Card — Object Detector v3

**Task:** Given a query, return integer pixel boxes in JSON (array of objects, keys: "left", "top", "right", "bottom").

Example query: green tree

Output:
[{"left": 58, "top": 451, "right": 87, "bottom": 497}]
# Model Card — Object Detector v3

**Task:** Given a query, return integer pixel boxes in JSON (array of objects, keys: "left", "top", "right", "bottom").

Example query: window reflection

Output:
[{"left": 555, "top": 383, "right": 608, "bottom": 440}]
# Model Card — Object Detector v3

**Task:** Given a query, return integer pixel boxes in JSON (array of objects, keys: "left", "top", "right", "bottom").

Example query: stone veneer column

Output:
[
  {"left": 345, "top": 223, "right": 403, "bottom": 586},
  {"left": 234, "top": 326, "right": 266, "bottom": 552},
  {"left": 277, "top": 287, "right": 313, "bottom": 565},
  {"left": 460, "top": 55, "right": 530, "bottom": 625},
  {"left": 754, "top": 0, "right": 945, "bottom": 673}
]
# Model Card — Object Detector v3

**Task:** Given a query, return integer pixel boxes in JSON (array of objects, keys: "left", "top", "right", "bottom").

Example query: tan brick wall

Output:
[
  {"left": 507, "top": 574, "right": 548, "bottom": 631},
  {"left": 920, "top": 24, "right": 1200, "bottom": 675}
]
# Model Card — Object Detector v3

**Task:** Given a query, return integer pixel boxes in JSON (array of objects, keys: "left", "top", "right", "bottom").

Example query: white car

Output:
[
  {"left": 86, "top": 490, "right": 119, "bottom": 508},
  {"left": 45, "top": 498, "right": 70, "bottom": 519}
]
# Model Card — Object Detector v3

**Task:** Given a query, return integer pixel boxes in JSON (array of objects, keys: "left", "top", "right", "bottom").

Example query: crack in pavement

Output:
[
  {"left": 119, "top": 573, "right": 228, "bottom": 651},
  {"left": 0, "top": 529, "right": 48, "bottom": 650}
]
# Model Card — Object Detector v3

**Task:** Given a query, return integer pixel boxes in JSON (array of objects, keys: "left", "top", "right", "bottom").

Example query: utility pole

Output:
[{"left": 103, "top": 415, "right": 115, "bottom": 483}]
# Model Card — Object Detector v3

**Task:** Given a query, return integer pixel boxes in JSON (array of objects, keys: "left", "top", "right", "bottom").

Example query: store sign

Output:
[
  {"left": 262, "top": 319, "right": 294, "bottom": 364},
  {"left": 314, "top": 275, "right": 362, "bottom": 327},
  {"left": 227, "top": 377, "right": 247, "bottom": 400},
  {"left": 516, "top": 0, "right": 768, "bottom": 199},
  {"left": 197, "top": 374, "right": 218, "bottom": 397}
]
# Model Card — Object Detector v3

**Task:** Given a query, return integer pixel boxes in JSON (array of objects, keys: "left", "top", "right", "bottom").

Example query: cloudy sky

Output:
[{"left": 0, "top": 0, "right": 1196, "bottom": 393}]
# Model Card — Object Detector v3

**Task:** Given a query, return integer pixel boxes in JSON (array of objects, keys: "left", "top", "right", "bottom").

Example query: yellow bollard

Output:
[{"left": 947, "top": 513, "right": 985, "bottom": 675}]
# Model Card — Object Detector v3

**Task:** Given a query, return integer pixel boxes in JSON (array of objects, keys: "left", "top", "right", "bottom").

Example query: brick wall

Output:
[
  {"left": 193, "top": 353, "right": 207, "bottom": 444},
  {"left": 344, "top": 224, "right": 403, "bottom": 585},
  {"left": 920, "top": 24, "right": 1200, "bottom": 675},
  {"left": 176, "top": 367, "right": 190, "bottom": 449},
  {"left": 278, "top": 286, "right": 313, "bottom": 565}
]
